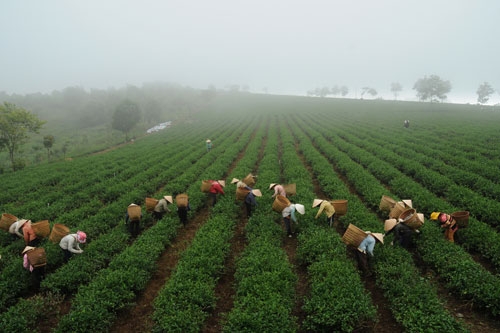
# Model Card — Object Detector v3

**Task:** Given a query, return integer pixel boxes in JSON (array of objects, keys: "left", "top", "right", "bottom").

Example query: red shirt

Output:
[
  {"left": 209, "top": 182, "right": 225, "bottom": 194},
  {"left": 22, "top": 223, "right": 37, "bottom": 245}
]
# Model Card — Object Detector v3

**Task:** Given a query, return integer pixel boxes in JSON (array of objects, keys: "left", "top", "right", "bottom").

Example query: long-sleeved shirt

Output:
[
  {"left": 315, "top": 200, "right": 335, "bottom": 219},
  {"left": 358, "top": 234, "right": 376, "bottom": 256},
  {"left": 282, "top": 204, "right": 297, "bottom": 222},
  {"left": 272, "top": 185, "right": 286, "bottom": 198},
  {"left": 209, "top": 181, "right": 225, "bottom": 194},
  {"left": 9, "top": 221, "right": 23, "bottom": 238},
  {"left": 22, "top": 223, "right": 37, "bottom": 245},
  {"left": 59, "top": 234, "right": 83, "bottom": 253},
  {"left": 154, "top": 199, "right": 170, "bottom": 213}
]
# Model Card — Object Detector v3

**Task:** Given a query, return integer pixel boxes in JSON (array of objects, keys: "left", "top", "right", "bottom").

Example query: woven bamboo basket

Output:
[
  {"left": 379, "top": 195, "right": 396, "bottom": 212},
  {"left": 32, "top": 220, "right": 50, "bottom": 238},
  {"left": 49, "top": 224, "right": 70, "bottom": 244},
  {"left": 399, "top": 208, "right": 423, "bottom": 230},
  {"left": 145, "top": 197, "right": 159, "bottom": 212},
  {"left": 235, "top": 187, "right": 251, "bottom": 201},
  {"left": 389, "top": 202, "right": 406, "bottom": 219},
  {"left": 342, "top": 223, "right": 367, "bottom": 247},
  {"left": 201, "top": 180, "right": 212, "bottom": 193},
  {"left": 127, "top": 205, "right": 142, "bottom": 221},
  {"left": 332, "top": 200, "right": 348, "bottom": 216},
  {"left": 176, "top": 194, "right": 189, "bottom": 208},
  {"left": 243, "top": 173, "right": 256, "bottom": 187},
  {"left": 27, "top": 248, "right": 47, "bottom": 267},
  {"left": 451, "top": 211, "right": 470, "bottom": 228},
  {"left": 283, "top": 183, "right": 296, "bottom": 196},
  {"left": 0, "top": 213, "right": 18, "bottom": 231},
  {"left": 272, "top": 195, "right": 291, "bottom": 213}
]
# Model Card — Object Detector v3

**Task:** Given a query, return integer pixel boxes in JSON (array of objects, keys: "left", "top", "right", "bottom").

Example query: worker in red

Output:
[
  {"left": 208, "top": 180, "right": 225, "bottom": 206},
  {"left": 430, "top": 212, "right": 458, "bottom": 242}
]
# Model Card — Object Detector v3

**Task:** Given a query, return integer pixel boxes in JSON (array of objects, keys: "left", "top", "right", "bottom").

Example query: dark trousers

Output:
[
  {"left": 28, "top": 238, "right": 41, "bottom": 247},
  {"left": 208, "top": 193, "right": 217, "bottom": 206},
  {"left": 283, "top": 217, "right": 292, "bottom": 236},
  {"left": 178, "top": 208, "right": 188, "bottom": 225},
  {"left": 356, "top": 250, "right": 371, "bottom": 276},
  {"left": 245, "top": 202, "right": 253, "bottom": 218},
  {"left": 128, "top": 220, "right": 140, "bottom": 237},
  {"left": 63, "top": 249, "right": 73, "bottom": 263},
  {"left": 152, "top": 211, "right": 164, "bottom": 221},
  {"left": 31, "top": 266, "right": 46, "bottom": 289}
]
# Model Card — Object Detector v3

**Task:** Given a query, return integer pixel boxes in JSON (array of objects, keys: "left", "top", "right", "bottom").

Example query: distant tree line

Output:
[{"left": 307, "top": 75, "right": 497, "bottom": 104}]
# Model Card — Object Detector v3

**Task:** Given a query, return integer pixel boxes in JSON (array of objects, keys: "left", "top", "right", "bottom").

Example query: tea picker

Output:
[
  {"left": 208, "top": 180, "right": 225, "bottom": 206},
  {"left": 59, "top": 231, "right": 86, "bottom": 262},
  {"left": 430, "top": 212, "right": 458, "bottom": 242},
  {"left": 22, "top": 246, "right": 47, "bottom": 289},
  {"left": 356, "top": 232, "right": 384, "bottom": 277},
  {"left": 384, "top": 219, "right": 413, "bottom": 249},
  {"left": 153, "top": 196, "right": 173, "bottom": 220},
  {"left": 282, "top": 203, "right": 305, "bottom": 237},
  {"left": 312, "top": 199, "right": 336, "bottom": 227},
  {"left": 125, "top": 203, "right": 142, "bottom": 237},
  {"left": 269, "top": 183, "right": 287, "bottom": 198}
]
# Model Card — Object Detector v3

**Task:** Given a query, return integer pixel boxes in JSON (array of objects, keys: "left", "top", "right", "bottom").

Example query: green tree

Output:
[
  {"left": 112, "top": 99, "right": 141, "bottom": 142},
  {"left": 361, "top": 87, "right": 377, "bottom": 99},
  {"left": 476, "top": 82, "right": 495, "bottom": 104},
  {"left": 43, "top": 134, "right": 55, "bottom": 161},
  {"left": 0, "top": 102, "right": 45, "bottom": 171},
  {"left": 390, "top": 82, "right": 403, "bottom": 100},
  {"left": 413, "top": 75, "right": 451, "bottom": 102}
]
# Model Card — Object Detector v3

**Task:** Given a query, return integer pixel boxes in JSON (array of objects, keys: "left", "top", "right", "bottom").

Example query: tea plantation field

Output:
[{"left": 1, "top": 93, "right": 500, "bottom": 332}]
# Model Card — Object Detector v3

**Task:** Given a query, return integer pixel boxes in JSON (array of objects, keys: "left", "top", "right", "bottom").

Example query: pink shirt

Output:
[{"left": 272, "top": 185, "right": 286, "bottom": 198}]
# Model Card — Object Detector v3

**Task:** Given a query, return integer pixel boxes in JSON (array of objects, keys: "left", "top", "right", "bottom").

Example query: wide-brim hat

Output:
[
  {"left": 17, "top": 219, "right": 29, "bottom": 227},
  {"left": 384, "top": 219, "right": 398, "bottom": 232},
  {"left": 371, "top": 233, "right": 384, "bottom": 244},
  {"left": 218, "top": 180, "right": 226, "bottom": 187},
  {"left": 22, "top": 246, "right": 35, "bottom": 255},
  {"left": 231, "top": 178, "right": 239, "bottom": 184},
  {"left": 294, "top": 204, "right": 305, "bottom": 215},
  {"left": 164, "top": 196, "right": 173, "bottom": 204},
  {"left": 251, "top": 189, "right": 262, "bottom": 197},
  {"left": 269, "top": 183, "right": 277, "bottom": 190},
  {"left": 312, "top": 199, "right": 324, "bottom": 208}
]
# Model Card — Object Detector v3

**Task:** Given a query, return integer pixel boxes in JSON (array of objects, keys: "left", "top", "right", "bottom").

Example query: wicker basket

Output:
[
  {"left": 379, "top": 195, "right": 396, "bottom": 212},
  {"left": 242, "top": 173, "right": 256, "bottom": 187},
  {"left": 27, "top": 248, "right": 47, "bottom": 268},
  {"left": 399, "top": 208, "right": 423, "bottom": 230},
  {"left": 201, "top": 180, "right": 212, "bottom": 193},
  {"left": 145, "top": 197, "right": 159, "bottom": 212},
  {"left": 32, "top": 220, "right": 50, "bottom": 238},
  {"left": 235, "top": 187, "right": 251, "bottom": 201},
  {"left": 342, "top": 223, "right": 367, "bottom": 247},
  {"left": 451, "top": 211, "right": 470, "bottom": 228},
  {"left": 127, "top": 205, "right": 142, "bottom": 221},
  {"left": 332, "top": 200, "right": 348, "bottom": 216},
  {"left": 176, "top": 194, "right": 189, "bottom": 208},
  {"left": 283, "top": 183, "right": 296, "bottom": 196},
  {"left": 0, "top": 213, "right": 18, "bottom": 231},
  {"left": 49, "top": 224, "right": 70, "bottom": 244},
  {"left": 272, "top": 195, "right": 291, "bottom": 213},
  {"left": 389, "top": 202, "right": 406, "bottom": 219}
]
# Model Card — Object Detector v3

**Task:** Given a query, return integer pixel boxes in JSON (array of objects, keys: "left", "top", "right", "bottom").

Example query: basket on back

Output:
[
  {"left": 32, "top": 220, "right": 50, "bottom": 238},
  {"left": 145, "top": 197, "right": 159, "bottom": 212},
  {"left": 283, "top": 183, "right": 296, "bottom": 196},
  {"left": 451, "top": 211, "right": 469, "bottom": 228},
  {"left": 332, "top": 200, "right": 348, "bottom": 216},
  {"left": 201, "top": 180, "right": 212, "bottom": 193},
  {"left": 272, "top": 195, "right": 291, "bottom": 213},
  {"left": 0, "top": 213, "right": 18, "bottom": 231},
  {"left": 389, "top": 202, "right": 406, "bottom": 219},
  {"left": 49, "top": 224, "right": 70, "bottom": 244},
  {"left": 127, "top": 206, "right": 142, "bottom": 221},
  {"left": 342, "top": 224, "right": 367, "bottom": 247},
  {"left": 379, "top": 195, "right": 396, "bottom": 212},
  {"left": 235, "top": 187, "right": 251, "bottom": 201},
  {"left": 176, "top": 194, "right": 189, "bottom": 208},
  {"left": 242, "top": 173, "right": 256, "bottom": 187},
  {"left": 399, "top": 208, "right": 422, "bottom": 230},
  {"left": 27, "top": 248, "right": 47, "bottom": 268}
]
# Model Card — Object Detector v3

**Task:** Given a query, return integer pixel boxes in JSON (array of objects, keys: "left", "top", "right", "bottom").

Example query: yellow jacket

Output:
[{"left": 315, "top": 201, "right": 335, "bottom": 218}]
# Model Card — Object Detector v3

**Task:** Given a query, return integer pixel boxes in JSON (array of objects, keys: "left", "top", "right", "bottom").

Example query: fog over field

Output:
[{"left": 1, "top": 0, "right": 499, "bottom": 104}]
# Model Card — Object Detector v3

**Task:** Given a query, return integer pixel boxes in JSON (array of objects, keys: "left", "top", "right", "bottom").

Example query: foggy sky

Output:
[{"left": 1, "top": 0, "right": 499, "bottom": 103}]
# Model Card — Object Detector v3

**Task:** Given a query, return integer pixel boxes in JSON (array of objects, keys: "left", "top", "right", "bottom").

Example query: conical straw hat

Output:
[
  {"left": 269, "top": 183, "right": 277, "bottom": 190},
  {"left": 231, "top": 178, "right": 239, "bottom": 184},
  {"left": 294, "top": 204, "right": 305, "bottom": 215},
  {"left": 17, "top": 219, "right": 29, "bottom": 227},
  {"left": 371, "top": 233, "right": 384, "bottom": 244},
  {"left": 402, "top": 199, "right": 413, "bottom": 208},
  {"left": 164, "top": 196, "right": 173, "bottom": 204},
  {"left": 218, "top": 180, "right": 226, "bottom": 187},
  {"left": 384, "top": 219, "right": 397, "bottom": 232},
  {"left": 22, "top": 246, "right": 35, "bottom": 255},
  {"left": 252, "top": 189, "right": 262, "bottom": 197},
  {"left": 312, "top": 199, "right": 323, "bottom": 208}
]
